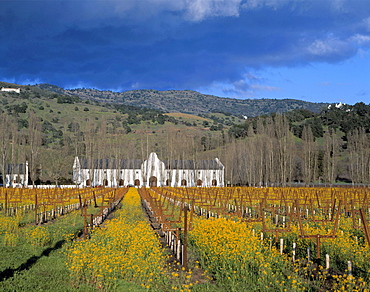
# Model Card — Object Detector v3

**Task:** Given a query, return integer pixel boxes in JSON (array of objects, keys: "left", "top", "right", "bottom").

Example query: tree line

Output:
[
  {"left": 0, "top": 101, "right": 370, "bottom": 186},
  {"left": 224, "top": 102, "right": 370, "bottom": 186}
]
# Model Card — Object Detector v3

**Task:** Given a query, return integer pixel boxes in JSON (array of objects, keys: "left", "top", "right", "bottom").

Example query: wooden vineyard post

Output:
[
  {"left": 359, "top": 208, "right": 370, "bottom": 247},
  {"left": 189, "top": 200, "right": 195, "bottom": 230},
  {"left": 93, "top": 191, "right": 98, "bottom": 208},
  {"left": 82, "top": 200, "right": 88, "bottom": 239},
  {"left": 348, "top": 261, "right": 352, "bottom": 276},
  {"left": 316, "top": 235, "right": 321, "bottom": 259},
  {"left": 297, "top": 199, "right": 340, "bottom": 261},
  {"left": 183, "top": 205, "right": 189, "bottom": 270},
  {"left": 35, "top": 193, "right": 38, "bottom": 224},
  {"left": 280, "top": 238, "right": 284, "bottom": 254},
  {"left": 4, "top": 191, "right": 7, "bottom": 216},
  {"left": 326, "top": 254, "right": 330, "bottom": 270},
  {"left": 91, "top": 214, "right": 94, "bottom": 228},
  {"left": 79, "top": 194, "right": 83, "bottom": 213}
]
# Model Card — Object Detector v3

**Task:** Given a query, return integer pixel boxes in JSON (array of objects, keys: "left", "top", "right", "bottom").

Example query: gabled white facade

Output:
[
  {"left": 5, "top": 161, "right": 28, "bottom": 187},
  {"left": 73, "top": 152, "right": 224, "bottom": 187}
]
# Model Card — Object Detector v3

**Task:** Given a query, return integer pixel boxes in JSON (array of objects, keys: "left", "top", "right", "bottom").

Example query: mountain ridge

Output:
[{"left": 33, "top": 83, "right": 329, "bottom": 117}]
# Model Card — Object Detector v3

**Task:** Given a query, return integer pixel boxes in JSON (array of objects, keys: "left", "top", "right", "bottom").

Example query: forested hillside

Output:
[
  {"left": 34, "top": 83, "right": 328, "bottom": 117},
  {"left": 226, "top": 102, "right": 370, "bottom": 185},
  {"left": 0, "top": 81, "right": 369, "bottom": 186},
  {"left": 0, "top": 82, "right": 241, "bottom": 185}
]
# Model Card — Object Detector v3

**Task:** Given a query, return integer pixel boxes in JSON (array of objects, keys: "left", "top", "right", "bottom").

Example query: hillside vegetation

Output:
[
  {"left": 34, "top": 83, "right": 328, "bottom": 117},
  {"left": 0, "top": 81, "right": 241, "bottom": 184},
  {"left": 0, "top": 81, "right": 369, "bottom": 186}
]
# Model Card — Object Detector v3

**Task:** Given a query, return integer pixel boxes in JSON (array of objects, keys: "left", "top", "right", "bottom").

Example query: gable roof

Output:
[
  {"left": 77, "top": 155, "right": 224, "bottom": 170},
  {"left": 6, "top": 163, "right": 26, "bottom": 174},
  {"left": 79, "top": 158, "right": 143, "bottom": 169}
]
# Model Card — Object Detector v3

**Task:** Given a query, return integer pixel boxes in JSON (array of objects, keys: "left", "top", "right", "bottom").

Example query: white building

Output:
[
  {"left": 73, "top": 152, "right": 224, "bottom": 187},
  {"left": 4, "top": 162, "right": 28, "bottom": 187},
  {"left": 1, "top": 87, "right": 21, "bottom": 93}
]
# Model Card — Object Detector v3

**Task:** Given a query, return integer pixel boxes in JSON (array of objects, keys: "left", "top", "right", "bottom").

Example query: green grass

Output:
[
  {"left": 0, "top": 206, "right": 101, "bottom": 291},
  {"left": 115, "top": 280, "right": 148, "bottom": 292},
  {"left": 0, "top": 246, "right": 83, "bottom": 292}
]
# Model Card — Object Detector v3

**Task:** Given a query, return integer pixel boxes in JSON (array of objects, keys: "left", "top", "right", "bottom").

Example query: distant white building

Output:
[
  {"left": 1, "top": 87, "right": 21, "bottom": 94},
  {"left": 328, "top": 102, "right": 346, "bottom": 109},
  {"left": 73, "top": 152, "right": 225, "bottom": 187},
  {"left": 5, "top": 161, "right": 29, "bottom": 187}
]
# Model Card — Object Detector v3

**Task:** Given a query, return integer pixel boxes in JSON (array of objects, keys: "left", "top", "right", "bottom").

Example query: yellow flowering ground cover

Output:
[
  {"left": 152, "top": 187, "right": 370, "bottom": 291},
  {"left": 189, "top": 216, "right": 307, "bottom": 291},
  {"left": 261, "top": 217, "right": 370, "bottom": 291},
  {"left": 66, "top": 187, "right": 169, "bottom": 291},
  {"left": 0, "top": 202, "right": 100, "bottom": 291}
]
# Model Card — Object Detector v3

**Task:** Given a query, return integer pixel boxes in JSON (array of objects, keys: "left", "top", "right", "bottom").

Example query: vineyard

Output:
[{"left": 0, "top": 186, "right": 369, "bottom": 291}]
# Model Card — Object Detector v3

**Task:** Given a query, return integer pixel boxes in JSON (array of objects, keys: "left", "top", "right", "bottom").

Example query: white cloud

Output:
[
  {"left": 243, "top": 72, "right": 262, "bottom": 82},
  {"left": 184, "top": 0, "right": 242, "bottom": 21},
  {"left": 65, "top": 0, "right": 243, "bottom": 23},
  {"left": 242, "top": 0, "right": 290, "bottom": 10},
  {"left": 65, "top": 81, "right": 92, "bottom": 89},
  {"left": 350, "top": 34, "right": 370, "bottom": 46},
  {"left": 307, "top": 37, "right": 346, "bottom": 57},
  {"left": 131, "top": 82, "right": 140, "bottom": 89},
  {"left": 250, "top": 84, "right": 282, "bottom": 91},
  {"left": 307, "top": 33, "right": 370, "bottom": 58},
  {"left": 197, "top": 73, "right": 282, "bottom": 99},
  {"left": 364, "top": 17, "right": 370, "bottom": 31},
  {"left": 357, "top": 48, "right": 369, "bottom": 58},
  {"left": 330, "top": 0, "right": 346, "bottom": 12}
]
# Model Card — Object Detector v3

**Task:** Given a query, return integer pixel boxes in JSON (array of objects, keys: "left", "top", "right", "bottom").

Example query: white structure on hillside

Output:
[
  {"left": 4, "top": 161, "right": 28, "bottom": 187},
  {"left": 1, "top": 87, "right": 21, "bottom": 93},
  {"left": 73, "top": 152, "right": 224, "bottom": 187}
]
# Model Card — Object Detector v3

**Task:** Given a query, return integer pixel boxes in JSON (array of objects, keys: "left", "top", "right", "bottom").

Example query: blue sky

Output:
[{"left": 1, "top": 0, "right": 370, "bottom": 105}]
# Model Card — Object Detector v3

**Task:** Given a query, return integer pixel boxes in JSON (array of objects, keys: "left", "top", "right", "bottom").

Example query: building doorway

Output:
[{"left": 149, "top": 176, "right": 157, "bottom": 187}]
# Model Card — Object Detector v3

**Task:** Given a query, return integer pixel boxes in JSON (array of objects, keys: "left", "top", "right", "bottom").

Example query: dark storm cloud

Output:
[{"left": 1, "top": 0, "right": 370, "bottom": 91}]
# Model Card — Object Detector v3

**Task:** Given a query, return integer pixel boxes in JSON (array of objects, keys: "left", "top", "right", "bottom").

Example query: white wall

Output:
[{"left": 73, "top": 153, "right": 224, "bottom": 187}]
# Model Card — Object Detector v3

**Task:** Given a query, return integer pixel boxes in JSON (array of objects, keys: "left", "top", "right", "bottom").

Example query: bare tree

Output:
[
  {"left": 82, "top": 119, "right": 98, "bottom": 186},
  {"left": 302, "top": 124, "right": 315, "bottom": 184},
  {"left": 274, "top": 114, "right": 291, "bottom": 186},
  {"left": 256, "top": 119, "right": 267, "bottom": 186},
  {"left": 41, "top": 131, "right": 72, "bottom": 185},
  {"left": 323, "top": 128, "right": 339, "bottom": 184},
  {"left": 347, "top": 127, "right": 368, "bottom": 184},
  {"left": 28, "top": 111, "right": 42, "bottom": 186},
  {"left": 0, "top": 114, "right": 11, "bottom": 185}
]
